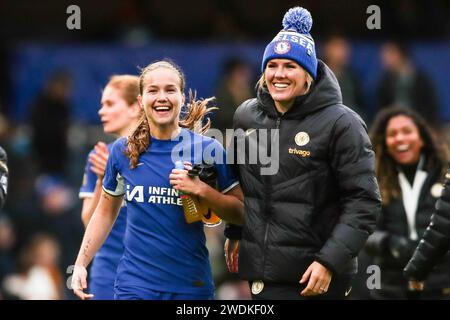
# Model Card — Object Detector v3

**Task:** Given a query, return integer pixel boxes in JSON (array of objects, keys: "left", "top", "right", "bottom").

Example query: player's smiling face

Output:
[{"left": 138, "top": 67, "right": 184, "bottom": 129}]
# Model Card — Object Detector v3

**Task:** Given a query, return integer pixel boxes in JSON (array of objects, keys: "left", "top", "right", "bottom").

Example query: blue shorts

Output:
[
  {"left": 89, "top": 276, "right": 115, "bottom": 300},
  {"left": 114, "top": 286, "right": 214, "bottom": 300}
]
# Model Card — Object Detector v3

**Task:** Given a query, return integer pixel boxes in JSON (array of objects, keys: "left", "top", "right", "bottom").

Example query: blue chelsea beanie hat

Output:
[{"left": 261, "top": 7, "right": 317, "bottom": 79}]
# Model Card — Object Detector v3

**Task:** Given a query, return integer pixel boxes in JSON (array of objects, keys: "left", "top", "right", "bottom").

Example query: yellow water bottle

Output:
[
  {"left": 188, "top": 163, "right": 222, "bottom": 227},
  {"left": 175, "top": 161, "right": 202, "bottom": 224}
]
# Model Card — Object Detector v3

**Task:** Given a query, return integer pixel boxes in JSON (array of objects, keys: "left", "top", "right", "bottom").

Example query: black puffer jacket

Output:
[
  {"left": 228, "top": 61, "right": 381, "bottom": 284},
  {"left": 0, "top": 146, "right": 7, "bottom": 208},
  {"left": 365, "top": 161, "right": 450, "bottom": 294},
  {"left": 404, "top": 164, "right": 450, "bottom": 281}
]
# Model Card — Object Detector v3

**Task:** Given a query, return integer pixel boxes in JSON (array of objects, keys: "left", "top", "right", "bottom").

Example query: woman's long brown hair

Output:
[
  {"left": 370, "top": 106, "right": 448, "bottom": 205},
  {"left": 126, "top": 60, "right": 216, "bottom": 168}
]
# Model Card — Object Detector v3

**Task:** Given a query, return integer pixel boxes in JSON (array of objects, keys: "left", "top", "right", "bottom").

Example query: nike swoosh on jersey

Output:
[{"left": 245, "top": 128, "right": 256, "bottom": 136}]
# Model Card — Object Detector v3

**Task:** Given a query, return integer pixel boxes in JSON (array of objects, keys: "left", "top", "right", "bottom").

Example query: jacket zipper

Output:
[
  {"left": 264, "top": 115, "right": 281, "bottom": 243},
  {"left": 262, "top": 115, "right": 282, "bottom": 276},
  {"left": 275, "top": 116, "right": 281, "bottom": 129}
]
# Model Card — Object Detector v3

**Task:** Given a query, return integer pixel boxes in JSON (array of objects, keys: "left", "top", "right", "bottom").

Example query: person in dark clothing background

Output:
[
  {"left": 377, "top": 41, "right": 440, "bottom": 126},
  {"left": 404, "top": 163, "right": 450, "bottom": 292},
  {"left": 365, "top": 106, "right": 450, "bottom": 299},
  {"left": 213, "top": 58, "right": 253, "bottom": 135},
  {"left": 322, "top": 34, "right": 367, "bottom": 122},
  {"left": 0, "top": 146, "right": 8, "bottom": 208},
  {"left": 29, "top": 71, "right": 72, "bottom": 176},
  {"left": 224, "top": 7, "right": 381, "bottom": 300},
  {"left": 27, "top": 72, "right": 79, "bottom": 280}
]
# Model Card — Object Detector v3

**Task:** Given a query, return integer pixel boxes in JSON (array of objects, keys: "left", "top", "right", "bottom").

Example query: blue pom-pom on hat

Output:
[
  {"left": 282, "top": 7, "right": 312, "bottom": 34},
  {"left": 261, "top": 6, "right": 318, "bottom": 79}
]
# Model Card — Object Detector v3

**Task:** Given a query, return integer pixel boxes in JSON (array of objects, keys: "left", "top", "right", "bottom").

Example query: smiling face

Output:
[
  {"left": 386, "top": 115, "right": 424, "bottom": 165},
  {"left": 99, "top": 85, "right": 139, "bottom": 136},
  {"left": 264, "top": 58, "right": 310, "bottom": 113},
  {"left": 138, "top": 67, "right": 184, "bottom": 131}
]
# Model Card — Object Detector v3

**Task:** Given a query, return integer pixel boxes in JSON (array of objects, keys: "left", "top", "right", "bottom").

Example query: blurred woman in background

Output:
[
  {"left": 366, "top": 106, "right": 450, "bottom": 299},
  {"left": 78, "top": 75, "right": 141, "bottom": 299},
  {"left": 3, "top": 233, "right": 63, "bottom": 300}
]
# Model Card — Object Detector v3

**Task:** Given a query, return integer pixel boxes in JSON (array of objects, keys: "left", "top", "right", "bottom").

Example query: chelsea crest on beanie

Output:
[{"left": 261, "top": 7, "right": 318, "bottom": 79}]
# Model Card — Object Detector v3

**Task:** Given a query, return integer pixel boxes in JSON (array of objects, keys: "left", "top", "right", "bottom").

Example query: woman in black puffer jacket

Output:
[
  {"left": 404, "top": 164, "right": 450, "bottom": 290},
  {"left": 223, "top": 7, "right": 381, "bottom": 300},
  {"left": 365, "top": 107, "right": 449, "bottom": 299}
]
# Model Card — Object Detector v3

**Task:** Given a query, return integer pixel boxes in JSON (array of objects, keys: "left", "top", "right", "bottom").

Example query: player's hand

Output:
[
  {"left": 170, "top": 162, "right": 203, "bottom": 195},
  {"left": 89, "top": 141, "right": 109, "bottom": 178},
  {"left": 300, "top": 261, "right": 332, "bottom": 296},
  {"left": 71, "top": 265, "right": 94, "bottom": 300},
  {"left": 408, "top": 280, "right": 425, "bottom": 291},
  {"left": 224, "top": 239, "right": 239, "bottom": 273}
]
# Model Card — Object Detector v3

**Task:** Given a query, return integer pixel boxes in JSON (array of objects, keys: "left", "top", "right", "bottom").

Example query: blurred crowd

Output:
[{"left": 1, "top": 0, "right": 448, "bottom": 43}]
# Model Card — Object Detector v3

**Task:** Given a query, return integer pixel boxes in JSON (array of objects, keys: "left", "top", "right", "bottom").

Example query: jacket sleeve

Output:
[
  {"left": 364, "top": 230, "right": 389, "bottom": 255},
  {"left": 0, "top": 146, "right": 8, "bottom": 208},
  {"left": 314, "top": 112, "right": 382, "bottom": 274},
  {"left": 223, "top": 100, "right": 253, "bottom": 240},
  {"left": 404, "top": 166, "right": 450, "bottom": 281},
  {"left": 365, "top": 208, "right": 417, "bottom": 267}
]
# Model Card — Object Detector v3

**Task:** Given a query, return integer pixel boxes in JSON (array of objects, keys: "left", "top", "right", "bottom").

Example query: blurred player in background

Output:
[{"left": 78, "top": 75, "right": 141, "bottom": 299}]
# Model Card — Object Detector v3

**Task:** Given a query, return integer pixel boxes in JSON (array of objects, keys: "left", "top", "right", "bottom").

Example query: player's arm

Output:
[
  {"left": 81, "top": 179, "right": 102, "bottom": 228},
  {"left": 81, "top": 142, "right": 109, "bottom": 227},
  {"left": 76, "top": 190, "right": 122, "bottom": 267},
  {"left": 72, "top": 190, "right": 122, "bottom": 299},
  {"left": 170, "top": 169, "right": 244, "bottom": 225},
  {"left": 196, "top": 183, "right": 244, "bottom": 225}
]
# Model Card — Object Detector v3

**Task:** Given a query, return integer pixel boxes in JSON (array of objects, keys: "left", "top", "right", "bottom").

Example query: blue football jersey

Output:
[{"left": 103, "top": 129, "right": 238, "bottom": 295}]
